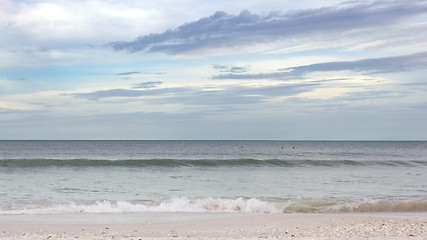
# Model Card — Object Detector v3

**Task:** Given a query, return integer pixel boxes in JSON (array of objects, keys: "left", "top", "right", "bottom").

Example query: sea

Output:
[{"left": 0, "top": 140, "right": 426, "bottom": 218}]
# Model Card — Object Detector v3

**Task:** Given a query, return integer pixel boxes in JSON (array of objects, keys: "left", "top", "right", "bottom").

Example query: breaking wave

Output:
[
  {"left": 0, "top": 198, "right": 278, "bottom": 215},
  {"left": 2, "top": 198, "right": 427, "bottom": 215}
]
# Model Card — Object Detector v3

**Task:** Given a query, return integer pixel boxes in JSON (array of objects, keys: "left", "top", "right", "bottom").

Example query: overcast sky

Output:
[{"left": 1, "top": 0, "right": 426, "bottom": 140}]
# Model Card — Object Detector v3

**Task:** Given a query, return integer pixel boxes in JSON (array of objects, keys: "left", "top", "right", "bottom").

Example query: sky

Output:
[{"left": 0, "top": 0, "right": 427, "bottom": 140}]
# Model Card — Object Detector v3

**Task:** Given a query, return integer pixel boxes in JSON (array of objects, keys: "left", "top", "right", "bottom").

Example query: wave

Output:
[
  {"left": 1, "top": 198, "right": 426, "bottom": 215},
  {"left": 0, "top": 158, "right": 425, "bottom": 168},
  {"left": 0, "top": 198, "right": 278, "bottom": 215},
  {"left": 282, "top": 199, "right": 427, "bottom": 213}
]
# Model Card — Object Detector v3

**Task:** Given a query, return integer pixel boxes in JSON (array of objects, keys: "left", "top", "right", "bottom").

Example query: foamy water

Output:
[
  {"left": 0, "top": 140, "right": 426, "bottom": 215},
  {"left": 2, "top": 198, "right": 427, "bottom": 215}
]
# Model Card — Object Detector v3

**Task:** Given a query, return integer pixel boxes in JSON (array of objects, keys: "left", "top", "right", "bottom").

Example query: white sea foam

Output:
[
  {"left": 2, "top": 198, "right": 427, "bottom": 215},
  {"left": 0, "top": 197, "right": 279, "bottom": 215}
]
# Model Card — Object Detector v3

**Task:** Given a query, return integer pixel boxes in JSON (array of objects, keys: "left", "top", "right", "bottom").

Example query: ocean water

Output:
[{"left": 0, "top": 140, "right": 426, "bottom": 215}]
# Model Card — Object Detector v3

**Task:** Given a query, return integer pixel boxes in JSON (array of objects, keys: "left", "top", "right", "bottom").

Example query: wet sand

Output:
[{"left": 1, "top": 213, "right": 426, "bottom": 239}]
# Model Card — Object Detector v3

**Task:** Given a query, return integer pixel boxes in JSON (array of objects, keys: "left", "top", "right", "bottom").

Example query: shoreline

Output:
[{"left": 1, "top": 212, "right": 426, "bottom": 239}]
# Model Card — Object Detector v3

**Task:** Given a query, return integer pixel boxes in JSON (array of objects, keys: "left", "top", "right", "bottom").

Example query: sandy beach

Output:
[{"left": 1, "top": 213, "right": 426, "bottom": 239}]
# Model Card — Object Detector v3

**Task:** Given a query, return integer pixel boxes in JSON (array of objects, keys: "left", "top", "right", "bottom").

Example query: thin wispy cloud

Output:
[
  {"left": 282, "top": 51, "right": 427, "bottom": 75},
  {"left": 133, "top": 81, "right": 163, "bottom": 89},
  {"left": 116, "top": 72, "right": 140, "bottom": 76},
  {"left": 212, "top": 52, "right": 427, "bottom": 80},
  {"left": 73, "top": 87, "right": 189, "bottom": 101},
  {"left": 108, "top": 1, "right": 427, "bottom": 54},
  {"left": 213, "top": 64, "right": 248, "bottom": 73},
  {"left": 159, "top": 83, "right": 319, "bottom": 106},
  {"left": 72, "top": 83, "right": 317, "bottom": 106},
  {"left": 402, "top": 82, "right": 427, "bottom": 87}
]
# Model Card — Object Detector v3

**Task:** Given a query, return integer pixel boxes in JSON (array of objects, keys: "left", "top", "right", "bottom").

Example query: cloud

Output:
[
  {"left": 212, "top": 51, "right": 427, "bottom": 80},
  {"left": 116, "top": 72, "right": 140, "bottom": 76},
  {"left": 343, "top": 90, "right": 405, "bottom": 101},
  {"left": 0, "top": 0, "right": 167, "bottom": 43},
  {"left": 108, "top": 1, "right": 427, "bottom": 54},
  {"left": 72, "top": 88, "right": 188, "bottom": 100},
  {"left": 133, "top": 81, "right": 163, "bottom": 89},
  {"left": 149, "top": 84, "right": 318, "bottom": 106},
  {"left": 72, "top": 82, "right": 317, "bottom": 109},
  {"left": 281, "top": 51, "right": 427, "bottom": 75},
  {"left": 116, "top": 71, "right": 166, "bottom": 76},
  {"left": 213, "top": 64, "right": 248, "bottom": 73},
  {"left": 241, "top": 84, "right": 320, "bottom": 97},
  {"left": 165, "top": 89, "right": 263, "bottom": 106},
  {"left": 402, "top": 81, "right": 427, "bottom": 87},
  {"left": 212, "top": 71, "right": 292, "bottom": 80}
]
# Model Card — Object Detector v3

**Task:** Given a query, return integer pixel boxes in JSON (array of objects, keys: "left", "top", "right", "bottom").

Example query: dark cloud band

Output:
[{"left": 108, "top": 2, "right": 427, "bottom": 54}]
